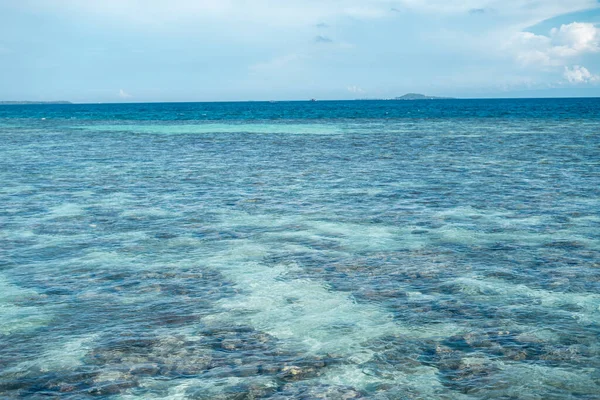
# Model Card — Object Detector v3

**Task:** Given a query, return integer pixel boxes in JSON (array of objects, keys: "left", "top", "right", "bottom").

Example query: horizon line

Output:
[{"left": 3, "top": 96, "right": 600, "bottom": 105}]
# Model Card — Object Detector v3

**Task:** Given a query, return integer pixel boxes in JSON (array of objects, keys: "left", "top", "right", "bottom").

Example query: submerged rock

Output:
[
  {"left": 270, "top": 383, "right": 363, "bottom": 399},
  {"left": 87, "top": 379, "right": 138, "bottom": 395}
]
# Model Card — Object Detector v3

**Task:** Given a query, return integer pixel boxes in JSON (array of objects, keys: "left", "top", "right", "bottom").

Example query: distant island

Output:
[
  {"left": 393, "top": 93, "right": 454, "bottom": 100},
  {"left": 355, "top": 93, "right": 455, "bottom": 101},
  {"left": 0, "top": 101, "right": 72, "bottom": 105}
]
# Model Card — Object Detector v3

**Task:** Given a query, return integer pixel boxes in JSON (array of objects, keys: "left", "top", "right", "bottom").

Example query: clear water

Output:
[{"left": 1, "top": 99, "right": 599, "bottom": 399}]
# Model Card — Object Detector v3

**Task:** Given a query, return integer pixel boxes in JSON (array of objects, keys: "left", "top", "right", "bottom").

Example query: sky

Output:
[{"left": 1, "top": 0, "right": 600, "bottom": 102}]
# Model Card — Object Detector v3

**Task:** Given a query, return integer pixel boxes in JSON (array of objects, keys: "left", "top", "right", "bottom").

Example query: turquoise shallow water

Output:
[{"left": 1, "top": 100, "right": 600, "bottom": 399}]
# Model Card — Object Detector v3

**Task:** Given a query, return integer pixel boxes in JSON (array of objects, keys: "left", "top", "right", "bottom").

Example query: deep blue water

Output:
[
  {"left": 2, "top": 98, "right": 600, "bottom": 121},
  {"left": 1, "top": 99, "right": 599, "bottom": 399}
]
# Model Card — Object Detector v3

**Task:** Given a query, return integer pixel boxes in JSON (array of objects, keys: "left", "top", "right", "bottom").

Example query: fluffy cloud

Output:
[
  {"left": 510, "top": 22, "right": 600, "bottom": 67},
  {"left": 550, "top": 23, "right": 599, "bottom": 56},
  {"left": 563, "top": 65, "right": 599, "bottom": 83}
]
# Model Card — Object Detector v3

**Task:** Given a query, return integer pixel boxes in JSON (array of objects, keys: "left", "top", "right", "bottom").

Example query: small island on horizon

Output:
[
  {"left": 393, "top": 93, "right": 455, "bottom": 100},
  {"left": 354, "top": 93, "right": 455, "bottom": 101},
  {"left": 0, "top": 101, "right": 73, "bottom": 105}
]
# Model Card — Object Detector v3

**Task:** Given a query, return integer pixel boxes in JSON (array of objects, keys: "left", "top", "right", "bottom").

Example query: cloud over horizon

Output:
[{"left": 564, "top": 65, "right": 599, "bottom": 83}]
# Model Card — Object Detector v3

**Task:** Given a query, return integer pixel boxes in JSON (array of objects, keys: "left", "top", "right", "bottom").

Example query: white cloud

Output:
[
  {"left": 563, "top": 65, "right": 599, "bottom": 84},
  {"left": 118, "top": 89, "right": 133, "bottom": 99},
  {"left": 347, "top": 85, "right": 365, "bottom": 94},
  {"left": 550, "top": 22, "right": 599, "bottom": 56},
  {"left": 510, "top": 22, "right": 600, "bottom": 67},
  {"left": 509, "top": 32, "right": 553, "bottom": 66}
]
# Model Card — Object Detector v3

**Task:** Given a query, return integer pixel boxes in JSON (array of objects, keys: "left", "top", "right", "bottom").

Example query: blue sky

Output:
[{"left": 1, "top": 0, "right": 600, "bottom": 102}]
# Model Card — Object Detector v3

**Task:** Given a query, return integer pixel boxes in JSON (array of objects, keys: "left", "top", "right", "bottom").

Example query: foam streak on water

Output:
[{"left": 1, "top": 100, "right": 600, "bottom": 399}]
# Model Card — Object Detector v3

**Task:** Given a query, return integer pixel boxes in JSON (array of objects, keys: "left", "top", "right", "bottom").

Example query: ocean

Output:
[{"left": 1, "top": 99, "right": 599, "bottom": 399}]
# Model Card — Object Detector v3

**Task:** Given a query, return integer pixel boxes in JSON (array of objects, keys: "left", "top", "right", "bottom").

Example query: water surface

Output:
[{"left": 1, "top": 99, "right": 599, "bottom": 399}]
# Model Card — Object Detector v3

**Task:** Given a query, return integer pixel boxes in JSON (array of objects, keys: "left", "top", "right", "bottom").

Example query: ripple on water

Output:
[{"left": 1, "top": 105, "right": 600, "bottom": 398}]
